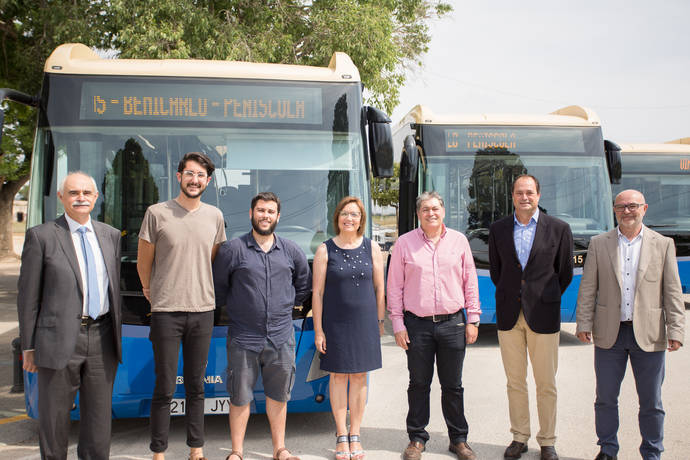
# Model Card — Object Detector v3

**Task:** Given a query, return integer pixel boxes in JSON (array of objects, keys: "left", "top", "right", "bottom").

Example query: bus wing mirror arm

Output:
[
  {"left": 366, "top": 106, "right": 394, "bottom": 178},
  {"left": 0, "top": 88, "right": 40, "bottom": 152}
]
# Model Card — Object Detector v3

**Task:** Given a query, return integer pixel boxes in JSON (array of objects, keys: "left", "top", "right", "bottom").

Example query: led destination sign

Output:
[
  {"left": 80, "top": 81, "right": 323, "bottom": 124},
  {"left": 623, "top": 155, "right": 690, "bottom": 174},
  {"left": 444, "top": 127, "right": 586, "bottom": 153}
]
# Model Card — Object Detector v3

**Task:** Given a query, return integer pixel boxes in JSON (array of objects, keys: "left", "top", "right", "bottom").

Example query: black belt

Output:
[
  {"left": 621, "top": 320, "right": 633, "bottom": 326},
  {"left": 404, "top": 310, "right": 462, "bottom": 323},
  {"left": 80, "top": 312, "right": 111, "bottom": 327}
]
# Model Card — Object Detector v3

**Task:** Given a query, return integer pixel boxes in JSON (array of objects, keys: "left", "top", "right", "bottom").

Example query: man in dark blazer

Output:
[
  {"left": 488, "top": 174, "right": 573, "bottom": 460},
  {"left": 18, "top": 171, "right": 122, "bottom": 460}
]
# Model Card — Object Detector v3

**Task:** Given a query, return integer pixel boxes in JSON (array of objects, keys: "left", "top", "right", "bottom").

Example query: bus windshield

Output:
[
  {"left": 27, "top": 74, "right": 369, "bottom": 301},
  {"left": 419, "top": 125, "right": 613, "bottom": 240},
  {"left": 615, "top": 153, "right": 690, "bottom": 232}
]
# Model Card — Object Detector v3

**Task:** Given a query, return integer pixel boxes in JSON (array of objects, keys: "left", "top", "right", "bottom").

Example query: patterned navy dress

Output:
[{"left": 320, "top": 237, "right": 382, "bottom": 373}]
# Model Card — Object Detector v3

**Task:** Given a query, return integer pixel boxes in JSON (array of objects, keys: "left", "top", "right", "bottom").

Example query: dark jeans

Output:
[
  {"left": 594, "top": 322, "right": 666, "bottom": 460},
  {"left": 149, "top": 311, "right": 214, "bottom": 453},
  {"left": 404, "top": 310, "right": 468, "bottom": 445}
]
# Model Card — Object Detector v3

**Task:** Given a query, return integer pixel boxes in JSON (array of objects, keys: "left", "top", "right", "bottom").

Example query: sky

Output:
[{"left": 391, "top": 0, "right": 690, "bottom": 144}]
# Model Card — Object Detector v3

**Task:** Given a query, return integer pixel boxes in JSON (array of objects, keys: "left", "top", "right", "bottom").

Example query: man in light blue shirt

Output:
[
  {"left": 489, "top": 174, "right": 574, "bottom": 460},
  {"left": 513, "top": 208, "right": 539, "bottom": 269}
]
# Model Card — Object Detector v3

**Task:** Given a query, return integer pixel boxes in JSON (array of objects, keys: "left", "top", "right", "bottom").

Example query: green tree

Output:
[
  {"left": 0, "top": 0, "right": 115, "bottom": 257},
  {"left": 372, "top": 162, "right": 400, "bottom": 215},
  {"left": 0, "top": 0, "right": 450, "bottom": 257},
  {"left": 111, "top": 0, "right": 451, "bottom": 113}
]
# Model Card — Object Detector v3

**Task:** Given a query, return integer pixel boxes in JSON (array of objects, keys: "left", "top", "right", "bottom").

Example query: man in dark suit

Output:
[
  {"left": 576, "top": 189, "right": 684, "bottom": 460},
  {"left": 18, "top": 171, "right": 122, "bottom": 460},
  {"left": 488, "top": 174, "right": 573, "bottom": 460}
]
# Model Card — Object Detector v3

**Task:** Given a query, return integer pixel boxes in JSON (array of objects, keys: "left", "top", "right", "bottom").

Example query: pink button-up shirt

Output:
[{"left": 387, "top": 226, "right": 481, "bottom": 333}]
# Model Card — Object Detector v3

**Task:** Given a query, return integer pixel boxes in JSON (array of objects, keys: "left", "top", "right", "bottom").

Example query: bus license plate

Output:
[{"left": 170, "top": 397, "right": 231, "bottom": 415}]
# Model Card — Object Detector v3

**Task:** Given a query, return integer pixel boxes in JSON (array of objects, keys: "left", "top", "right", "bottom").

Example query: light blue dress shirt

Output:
[
  {"left": 65, "top": 214, "right": 110, "bottom": 317},
  {"left": 513, "top": 209, "right": 539, "bottom": 270}
]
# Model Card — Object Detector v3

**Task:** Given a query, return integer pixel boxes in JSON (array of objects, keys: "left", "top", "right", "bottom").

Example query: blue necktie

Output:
[{"left": 77, "top": 226, "right": 101, "bottom": 319}]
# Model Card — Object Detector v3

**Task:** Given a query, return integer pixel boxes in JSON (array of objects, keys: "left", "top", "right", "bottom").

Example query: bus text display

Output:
[{"left": 81, "top": 82, "right": 323, "bottom": 124}]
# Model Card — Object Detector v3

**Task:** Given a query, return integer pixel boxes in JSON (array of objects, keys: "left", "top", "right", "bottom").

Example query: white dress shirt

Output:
[
  {"left": 65, "top": 214, "right": 110, "bottom": 317},
  {"left": 617, "top": 227, "right": 643, "bottom": 322}
]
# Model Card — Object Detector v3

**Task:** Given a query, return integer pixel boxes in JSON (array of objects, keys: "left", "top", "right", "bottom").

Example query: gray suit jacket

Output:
[
  {"left": 17, "top": 215, "right": 122, "bottom": 369},
  {"left": 576, "top": 226, "right": 685, "bottom": 352}
]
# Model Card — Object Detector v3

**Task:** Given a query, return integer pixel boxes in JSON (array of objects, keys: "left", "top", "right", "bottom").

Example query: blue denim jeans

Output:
[{"left": 404, "top": 310, "right": 468, "bottom": 445}]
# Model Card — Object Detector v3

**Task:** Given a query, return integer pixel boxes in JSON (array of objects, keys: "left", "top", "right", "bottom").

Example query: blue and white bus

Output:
[
  {"left": 1, "top": 43, "right": 393, "bottom": 418},
  {"left": 612, "top": 139, "right": 690, "bottom": 303},
  {"left": 389, "top": 105, "right": 621, "bottom": 323}
]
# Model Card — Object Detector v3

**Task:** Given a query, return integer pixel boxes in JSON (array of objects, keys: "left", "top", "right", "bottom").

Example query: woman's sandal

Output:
[
  {"left": 349, "top": 434, "right": 365, "bottom": 460},
  {"left": 273, "top": 447, "right": 301, "bottom": 460},
  {"left": 335, "top": 434, "right": 351, "bottom": 459},
  {"left": 225, "top": 452, "right": 242, "bottom": 460}
]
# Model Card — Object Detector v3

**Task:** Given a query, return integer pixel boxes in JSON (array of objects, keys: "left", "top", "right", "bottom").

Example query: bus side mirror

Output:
[
  {"left": 401, "top": 135, "right": 419, "bottom": 182},
  {"left": 366, "top": 106, "right": 394, "bottom": 178},
  {"left": 0, "top": 88, "right": 40, "bottom": 149},
  {"left": 604, "top": 139, "right": 622, "bottom": 184},
  {"left": 398, "top": 134, "right": 420, "bottom": 235}
]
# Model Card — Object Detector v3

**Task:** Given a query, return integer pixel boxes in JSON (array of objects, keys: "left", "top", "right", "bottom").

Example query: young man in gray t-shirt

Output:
[{"left": 137, "top": 152, "right": 226, "bottom": 460}]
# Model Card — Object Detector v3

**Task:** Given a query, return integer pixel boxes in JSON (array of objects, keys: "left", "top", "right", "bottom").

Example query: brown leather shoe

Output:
[
  {"left": 403, "top": 441, "right": 425, "bottom": 460},
  {"left": 504, "top": 441, "right": 528, "bottom": 458},
  {"left": 449, "top": 441, "right": 477, "bottom": 460},
  {"left": 540, "top": 446, "right": 559, "bottom": 460}
]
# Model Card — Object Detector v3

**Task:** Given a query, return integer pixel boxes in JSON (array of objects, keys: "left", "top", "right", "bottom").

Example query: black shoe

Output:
[
  {"left": 540, "top": 446, "right": 559, "bottom": 460},
  {"left": 504, "top": 441, "right": 528, "bottom": 458},
  {"left": 594, "top": 452, "right": 617, "bottom": 460}
]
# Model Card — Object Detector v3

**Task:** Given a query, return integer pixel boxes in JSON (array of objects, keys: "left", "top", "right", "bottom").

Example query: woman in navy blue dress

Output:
[{"left": 312, "top": 196, "right": 385, "bottom": 460}]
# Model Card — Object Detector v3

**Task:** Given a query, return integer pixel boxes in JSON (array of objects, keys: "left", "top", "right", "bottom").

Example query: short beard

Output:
[
  {"left": 180, "top": 183, "right": 205, "bottom": 199},
  {"left": 252, "top": 217, "right": 277, "bottom": 236}
]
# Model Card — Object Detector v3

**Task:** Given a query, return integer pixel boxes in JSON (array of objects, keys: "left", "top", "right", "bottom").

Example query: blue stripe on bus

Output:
[{"left": 476, "top": 271, "right": 583, "bottom": 324}]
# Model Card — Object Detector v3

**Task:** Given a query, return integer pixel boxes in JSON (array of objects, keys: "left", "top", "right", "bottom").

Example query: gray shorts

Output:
[{"left": 226, "top": 335, "right": 296, "bottom": 407}]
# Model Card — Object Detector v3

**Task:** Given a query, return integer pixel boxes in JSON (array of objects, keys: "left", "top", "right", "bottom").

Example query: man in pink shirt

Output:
[{"left": 387, "top": 191, "right": 481, "bottom": 460}]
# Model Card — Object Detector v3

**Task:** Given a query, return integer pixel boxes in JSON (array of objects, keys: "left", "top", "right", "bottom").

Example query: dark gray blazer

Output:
[{"left": 17, "top": 215, "right": 122, "bottom": 369}]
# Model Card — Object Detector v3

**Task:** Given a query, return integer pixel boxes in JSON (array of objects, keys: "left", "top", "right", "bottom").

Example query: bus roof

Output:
[
  {"left": 44, "top": 43, "right": 361, "bottom": 83},
  {"left": 619, "top": 139, "right": 690, "bottom": 155},
  {"left": 396, "top": 104, "right": 601, "bottom": 129}
]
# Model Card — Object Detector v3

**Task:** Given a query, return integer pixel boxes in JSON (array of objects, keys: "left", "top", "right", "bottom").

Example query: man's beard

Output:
[
  {"left": 252, "top": 216, "right": 277, "bottom": 236},
  {"left": 180, "top": 182, "right": 205, "bottom": 198}
]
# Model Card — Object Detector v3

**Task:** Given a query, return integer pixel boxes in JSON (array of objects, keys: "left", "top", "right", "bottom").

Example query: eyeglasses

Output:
[
  {"left": 182, "top": 170, "right": 208, "bottom": 179},
  {"left": 613, "top": 203, "right": 644, "bottom": 212},
  {"left": 339, "top": 211, "right": 361, "bottom": 218}
]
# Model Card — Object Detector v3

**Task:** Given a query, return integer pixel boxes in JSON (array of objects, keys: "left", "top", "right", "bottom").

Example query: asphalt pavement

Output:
[{"left": 0, "top": 253, "right": 688, "bottom": 459}]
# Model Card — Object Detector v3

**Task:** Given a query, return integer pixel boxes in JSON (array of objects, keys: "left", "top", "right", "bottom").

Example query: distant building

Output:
[{"left": 13, "top": 200, "right": 27, "bottom": 223}]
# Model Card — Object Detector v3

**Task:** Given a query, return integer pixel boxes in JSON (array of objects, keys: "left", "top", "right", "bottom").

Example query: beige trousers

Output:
[{"left": 497, "top": 310, "right": 559, "bottom": 446}]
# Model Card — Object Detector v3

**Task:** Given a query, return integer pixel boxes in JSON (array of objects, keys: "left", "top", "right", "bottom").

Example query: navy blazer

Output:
[{"left": 488, "top": 213, "right": 574, "bottom": 333}]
